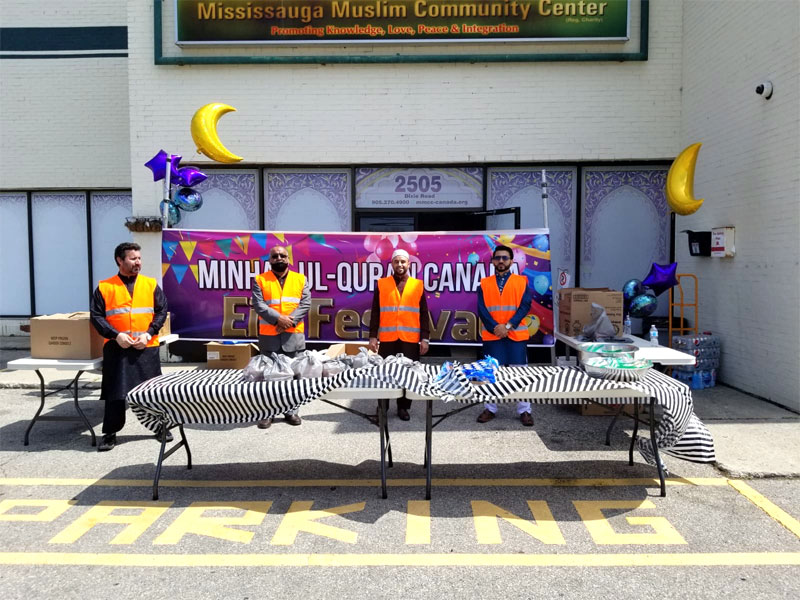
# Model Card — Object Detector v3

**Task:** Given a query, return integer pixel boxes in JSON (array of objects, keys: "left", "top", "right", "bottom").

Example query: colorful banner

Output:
[
  {"left": 162, "top": 229, "right": 554, "bottom": 346},
  {"left": 175, "top": 0, "right": 630, "bottom": 44}
]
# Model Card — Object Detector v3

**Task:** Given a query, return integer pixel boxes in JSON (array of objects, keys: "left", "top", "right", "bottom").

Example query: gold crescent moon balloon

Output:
[
  {"left": 190, "top": 103, "right": 243, "bottom": 163},
  {"left": 666, "top": 142, "right": 704, "bottom": 216}
]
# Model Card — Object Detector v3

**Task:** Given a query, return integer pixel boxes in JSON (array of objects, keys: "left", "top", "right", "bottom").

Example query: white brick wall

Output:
[
  {"left": 124, "top": 0, "right": 685, "bottom": 271},
  {"left": 0, "top": 0, "right": 130, "bottom": 188},
  {"left": 125, "top": 1, "right": 684, "bottom": 205},
  {"left": 679, "top": 0, "right": 800, "bottom": 410}
]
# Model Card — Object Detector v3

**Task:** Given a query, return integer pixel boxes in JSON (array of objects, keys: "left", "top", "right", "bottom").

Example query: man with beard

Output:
[
  {"left": 90, "top": 242, "right": 168, "bottom": 451},
  {"left": 368, "top": 248, "right": 430, "bottom": 420},
  {"left": 475, "top": 244, "right": 534, "bottom": 426},
  {"left": 252, "top": 244, "right": 311, "bottom": 428}
]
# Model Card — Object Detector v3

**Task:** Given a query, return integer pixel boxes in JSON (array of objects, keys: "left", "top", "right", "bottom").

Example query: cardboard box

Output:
[
  {"left": 325, "top": 343, "right": 370, "bottom": 359},
  {"left": 558, "top": 288, "right": 623, "bottom": 337},
  {"left": 206, "top": 342, "right": 259, "bottom": 369},
  {"left": 579, "top": 402, "right": 648, "bottom": 416},
  {"left": 30, "top": 312, "right": 105, "bottom": 360},
  {"left": 158, "top": 312, "right": 171, "bottom": 337}
]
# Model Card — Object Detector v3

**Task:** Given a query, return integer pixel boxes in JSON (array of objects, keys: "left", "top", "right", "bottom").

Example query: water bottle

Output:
[
  {"left": 691, "top": 370, "right": 703, "bottom": 390},
  {"left": 623, "top": 314, "right": 632, "bottom": 337},
  {"left": 649, "top": 324, "right": 659, "bottom": 345}
]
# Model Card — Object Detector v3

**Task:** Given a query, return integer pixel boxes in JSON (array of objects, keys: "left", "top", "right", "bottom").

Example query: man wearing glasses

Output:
[
  {"left": 252, "top": 245, "right": 311, "bottom": 428},
  {"left": 476, "top": 245, "right": 534, "bottom": 426}
]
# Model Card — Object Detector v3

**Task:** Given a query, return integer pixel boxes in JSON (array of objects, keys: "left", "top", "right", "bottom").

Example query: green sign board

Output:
[{"left": 175, "top": 0, "right": 630, "bottom": 44}]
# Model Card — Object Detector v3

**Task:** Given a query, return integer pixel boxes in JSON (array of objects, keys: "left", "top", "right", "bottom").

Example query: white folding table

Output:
[
  {"left": 126, "top": 369, "right": 404, "bottom": 500},
  {"left": 7, "top": 357, "right": 103, "bottom": 446},
  {"left": 555, "top": 331, "right": 696, "bottom": 366},
  {"left": 9, "top": 334, "right": 179, "bottom": 447}
]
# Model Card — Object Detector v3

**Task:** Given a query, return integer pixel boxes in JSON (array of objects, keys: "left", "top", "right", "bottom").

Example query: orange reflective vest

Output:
[
  {"left": 480, "top": 274, "right": 530, "bottom": 342},
  {"left": 255, "top": 270, "right": 306, "bottom": 336},
  {"left": 98, "top": 275, "right": 159, "bottom": 347},
  {"left": 377, "top": 276, "right": 423, "bottom": 343}
]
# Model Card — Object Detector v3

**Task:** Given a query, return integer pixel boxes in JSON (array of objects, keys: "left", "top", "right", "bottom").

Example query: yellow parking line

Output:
[
  {"left": 728, "top": 480, "right": 800, "bottom": 539},
  {"left": 0, "top": 551, "right": 799, "bottom": 567},
  {"left": 0, "top": 477, "right": 730, "bottom": 488}
]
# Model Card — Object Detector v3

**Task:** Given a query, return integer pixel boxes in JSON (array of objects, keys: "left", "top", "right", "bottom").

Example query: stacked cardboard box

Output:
[
  {"left": 30, "top": 312, "right": 104, "bottom": 359},
  {"left": 558, "top": 288, "right": 623, "bottom": 337},
  {"left": 205, "top": 342, "right": 259, "bottom": 369}
]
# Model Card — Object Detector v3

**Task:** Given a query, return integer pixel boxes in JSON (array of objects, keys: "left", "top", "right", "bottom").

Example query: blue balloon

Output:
[
  {"left": 159, "top": 200, "right": 181, "bottom": 227},
  {"left": 622, "top": 278, "right": 644, "bottom": 303},
  {"left": 629, "top": 290, "right": 658, "bottom": 318},
  {"left": 173, "top": 187, "right": 203, "bottom": 212},
  {"left": 533, "top": 274, "right": 550, "bottom": 295}
]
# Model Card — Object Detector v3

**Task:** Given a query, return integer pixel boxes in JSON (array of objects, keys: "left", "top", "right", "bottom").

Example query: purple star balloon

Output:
[
  {"left": 144, "top": 150, "right": 182, "bottom": 182},
  {"left": 174, "top": 166, "right": 208, "bottom": 187},
  {"left": 642, "top": 262, "right": 679, "bottom": 297}
]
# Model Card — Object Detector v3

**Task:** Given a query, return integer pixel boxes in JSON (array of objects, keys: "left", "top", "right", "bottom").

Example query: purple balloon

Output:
[
  {"left": 174, "top": 166, "right": 208, "bottom": 187},
  {"left": 542, "top": 334, "right": 555, "bottom": 346},
  {"left": 642, "top": 262, "right": 679, "bottom": 297},
  {"left": 144, "top": 150, "right": 182, "bottom": 182}
]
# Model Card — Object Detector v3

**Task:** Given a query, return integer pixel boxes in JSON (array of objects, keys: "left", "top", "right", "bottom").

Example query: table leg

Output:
[
  {"left": 605, "top": 404, "right": 625, "bottom": 446},
  {"left": 179, "top": 425, "right": 192, "bottom": 469},
  {"left": 378, "top": 398, "right": 388, "bottom": 499},
  {"left": 24, "top": 369, "right": 96, "bottom": 446},
  {"left": 153, "top": 427, "right": 169, "bottom": 500},
  {"left": 649, "top": 397, "right": 666, "bottom": 497},
  {"left": 24, "top": 370, "right": 48, "bottom": 446},
  {"left": 629, "top": 400, "right": 640, "bottom": 466},
  {"left": 425, "top": 399, "right": 433, "bottom": 500},
  {"left": 70, "top": 370, "right": 96, "bottom": 446},
  {"left": 152, "top": 424, "right": 192, "bottom": 500}
]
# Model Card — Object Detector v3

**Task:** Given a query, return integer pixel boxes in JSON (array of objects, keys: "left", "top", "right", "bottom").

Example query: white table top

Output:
[
  {"left": 7, "top": 335, "right": 179, "bottom": 373},
  {"left": 555, "top": 331, "right": 695, "bottom": 366},
  {"left": 8, "top": 357, "right": 103, "bottom": 371}
]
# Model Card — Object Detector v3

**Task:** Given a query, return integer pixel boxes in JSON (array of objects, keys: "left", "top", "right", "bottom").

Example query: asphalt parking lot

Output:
[{"left": 1, "top": 380, "right": 798, "bottom": 599}]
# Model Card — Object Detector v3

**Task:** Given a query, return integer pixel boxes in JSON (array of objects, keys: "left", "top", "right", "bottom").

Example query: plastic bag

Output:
[
  {"left": 291, "top": 350, "right": 324, "bottom": 379},
  {"left": 463, "top": 355, "right": 499, "bottom": 383},
  {"left": 350, "top": 348, "right": 371, "bottom": 369},
  {"left": 365, "top": 348, "right": 384, "bottom": 366},
  {"left": 581, "top": 303, "right": 617, "bottom": 340},
  {"left": 241, "top": 354, "right": 273, "bottom": 382},
  {"left": 322, "top": 359, "right": 348, "bottom": 377},
  {"left": 263, "top": 352, "right": 295, "bottom": 381}
]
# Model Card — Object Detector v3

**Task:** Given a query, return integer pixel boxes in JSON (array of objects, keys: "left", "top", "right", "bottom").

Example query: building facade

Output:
[{"left": 1, "top": 1, "right": 798, "bottom": 409}]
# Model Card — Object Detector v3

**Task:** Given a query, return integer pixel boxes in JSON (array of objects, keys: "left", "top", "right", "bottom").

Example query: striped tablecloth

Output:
[{"left": 127, "top": 362, "right": 715, "bottom": 468}]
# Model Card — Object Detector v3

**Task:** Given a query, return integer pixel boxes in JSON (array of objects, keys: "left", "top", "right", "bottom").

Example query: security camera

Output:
[{"left": 755, "top": 81, "right": 773, "bottom": 99}]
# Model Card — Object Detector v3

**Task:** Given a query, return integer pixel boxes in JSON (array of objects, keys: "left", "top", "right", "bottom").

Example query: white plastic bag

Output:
[
  {"left": 241, "top": 354, "right": 273, "bottom": 382},
  {"left": 291, "top": 350, "right": 323, "bottom": 379},
  {"left": 263, "top": 352, "right": 295, "bottom": 381},
  {"left": 322, "top": 359, "right": 348, "bottom": 377}
]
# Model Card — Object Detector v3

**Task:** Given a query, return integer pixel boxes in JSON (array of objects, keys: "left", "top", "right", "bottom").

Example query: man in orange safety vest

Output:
[
  {"left": 90, "top": 242, "right": 168, "bottom": 451},
  {"left": 251, "top": 245, "right": 311, "bottom": 429},
  {"left": 475, "top": 244, "right": 534, "bottom": 427},
  {"left": 368, "top": 248, "right": 430, "bottom": 421}
]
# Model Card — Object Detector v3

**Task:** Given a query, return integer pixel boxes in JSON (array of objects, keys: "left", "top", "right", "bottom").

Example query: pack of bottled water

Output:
[
  {"left": 671, "top": 332, "right": 720, "bottom": 389},
  {"left": 674, "top": 356, "right": 720, "bottom": 372},
  {"left": 672, "top": 368, "right": 717, "bottom": 389},
  {"left": 672, "top": 333, "right": 721, "bottom": 350}
]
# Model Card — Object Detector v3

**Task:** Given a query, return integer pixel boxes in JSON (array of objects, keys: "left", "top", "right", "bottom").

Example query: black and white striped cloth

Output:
[{"left": 127, "top": 362, "right": 715, "bottom": 467}]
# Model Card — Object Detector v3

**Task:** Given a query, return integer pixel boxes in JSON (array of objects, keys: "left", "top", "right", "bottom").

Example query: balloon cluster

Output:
[
  {"left": 144, "top": 149, "right": 207, "bottom": 227},
  {"left": 363, "top": 234, "right": 422, "bottom": 271},
  {"left": 622, "top": 262, "right": 679, "bottom": 318}
]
